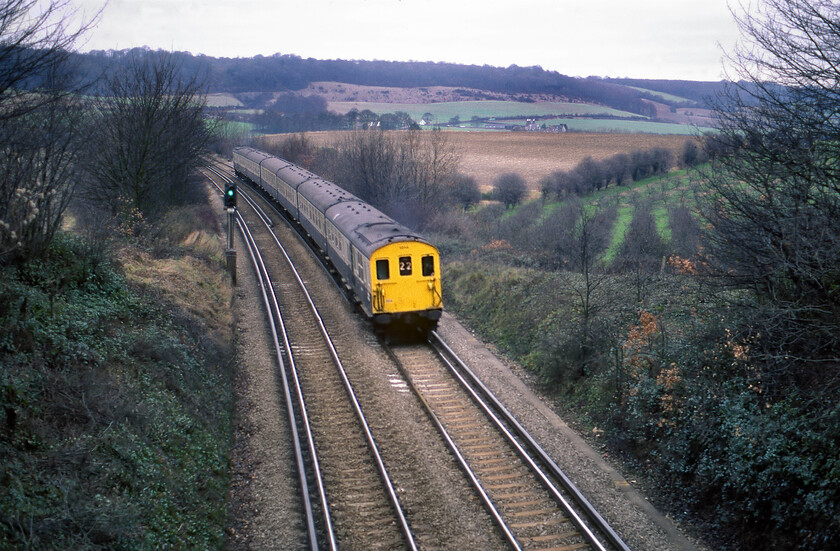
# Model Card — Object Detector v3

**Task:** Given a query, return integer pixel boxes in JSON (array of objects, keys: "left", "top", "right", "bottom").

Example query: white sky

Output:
[{"left": 73, "top": 0, "right": 742, "bottom": 81}]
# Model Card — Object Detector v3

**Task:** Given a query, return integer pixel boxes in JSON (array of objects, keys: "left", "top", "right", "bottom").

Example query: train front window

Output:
[
  {"left": 376, "top": 259, "right": 390, "bottom": 280},
  {"left": 422, "top": 255, "right": 435, "bottom": 277},
  {"left": 399, "top": 256, "right": 412, "bottom": 276}
]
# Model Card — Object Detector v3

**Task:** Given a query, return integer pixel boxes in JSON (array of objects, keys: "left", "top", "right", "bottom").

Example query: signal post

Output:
[{"left": 224, "top": 183, "right": 237, "bottom": 286}]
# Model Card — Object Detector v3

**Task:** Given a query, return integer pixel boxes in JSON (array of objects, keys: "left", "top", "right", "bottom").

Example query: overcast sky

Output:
[{"left": 74, "top": 0, "right": 743, "bottom": 81}]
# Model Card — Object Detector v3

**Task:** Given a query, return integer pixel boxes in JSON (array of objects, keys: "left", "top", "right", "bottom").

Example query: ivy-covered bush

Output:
[{"left": 0, "top": 232, "right": 233, "bottom": 549}]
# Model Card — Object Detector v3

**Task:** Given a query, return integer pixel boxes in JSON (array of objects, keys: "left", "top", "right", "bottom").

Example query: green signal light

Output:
[{"left": 224, "top": 184, "right": 236, "bottom": 208}]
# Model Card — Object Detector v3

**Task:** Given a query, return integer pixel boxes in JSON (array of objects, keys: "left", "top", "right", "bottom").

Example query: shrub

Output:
[
  {"left": 448, "top": 173, "right": 482, "bottom": 211},
  {"left": 493, "top": 172, "right": 527, "bottom": 208},
  {"left": 443, "top": 256, "right": 840, "bottom": 548}
]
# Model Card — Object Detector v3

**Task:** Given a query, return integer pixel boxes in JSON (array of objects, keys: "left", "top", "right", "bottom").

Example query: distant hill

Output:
[
  {"left": 75, "top": 49, "right": 728, "bottom": 116},
  {"left": 604, "top": 78, "right": 726, "bottom": 104}
]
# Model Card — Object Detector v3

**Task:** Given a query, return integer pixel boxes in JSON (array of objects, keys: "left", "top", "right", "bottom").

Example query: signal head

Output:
[{"left": 224, "top": 183, "right": 237, "bottom": 208}]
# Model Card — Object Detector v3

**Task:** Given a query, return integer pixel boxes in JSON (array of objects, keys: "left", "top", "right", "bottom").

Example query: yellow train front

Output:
[
  {"left": 326, "top": 199, "right": 443, "bottom": 333},
  {"left": 370, "top": 240, "right": 443, "bottom": 328}
]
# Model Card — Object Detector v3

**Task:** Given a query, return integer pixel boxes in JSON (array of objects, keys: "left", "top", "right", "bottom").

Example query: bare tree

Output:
[
  {"left": 704, "top": 0, "right": 840, "bottom": 380},
  {"left": 448, "top": 173, "right": 481, "bottom": 212},
  {"left": 83, "top": 51, "right": 214, "bottom": 219},
  {"left": 680, "top": 138, "right": 705, "bottom": 168},
  {"left": 328, "top": 128, "right": 460, "bottom": 227},
  {"left": 0, "top": 1, "right": 95, "bottom": 123},
  {"left": 418, "top": 127, "right": 460, "bottom": 205},
  {"left": 575, "top": 156, "right": 607, "bottom": 192},
  {"left": 0, "top": 87, "right": 87, "bottom": 261},
  {"left": 255, "top": 133, "right": 316, "bottom": 168},
  {"left": 542, "top": 201, "right": 617, "bottom": 380},
  {"left": 331, "top": 128, "right": 404, "bottom": 207},
  {"left": 616, "top": 202, "right": 667, "bottom": 304},
  {"left": 605, "top": 153, "right": 632, "bottom": 186},
  {"left": 0, "top": 0, "right": 96, "bottom": 263},
  {"left": 538, "top": 174, "right": 557, "bottom": 203},
  {"left": 668, "top": 205, "right": 702, "bottom": 259},
  {"left": 570, "top": 203, "right": 615, "bottom": 346}
]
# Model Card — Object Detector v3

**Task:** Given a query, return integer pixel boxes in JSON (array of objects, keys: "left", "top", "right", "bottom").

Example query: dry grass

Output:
[
  {"left": 298, "top": 130, "right": 692, "bottom": 193},
  {"left": 120, "top": 247, "right": 232, "bottom": 333}
]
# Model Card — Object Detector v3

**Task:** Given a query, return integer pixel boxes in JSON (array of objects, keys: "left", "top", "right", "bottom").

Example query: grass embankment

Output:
[{"left": 0, "top": 203, "right": 234, "bottom": 549}]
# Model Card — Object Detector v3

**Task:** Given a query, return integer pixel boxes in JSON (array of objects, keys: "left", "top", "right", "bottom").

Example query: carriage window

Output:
[
  {"left": 376, "top": 259, "right": 390, "bottom": 280},
  {"left": 399, "top": 256, "right": 412, "bottom": 276},
  {"left": 422, "top": 255, "right": 435, "bottom": 277}
]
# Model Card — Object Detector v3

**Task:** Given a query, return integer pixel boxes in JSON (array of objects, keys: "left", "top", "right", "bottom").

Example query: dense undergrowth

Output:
[
  {"left": 442, "top": 259, "right": 840, "bottom": 550},
  {"left": 0, "top": 206, "right": 234, "bottom": 549}
]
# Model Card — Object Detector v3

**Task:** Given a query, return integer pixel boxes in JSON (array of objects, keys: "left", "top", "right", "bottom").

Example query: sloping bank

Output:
[{"left": 0, "top": 204, "right": 234, "bottom": 549}]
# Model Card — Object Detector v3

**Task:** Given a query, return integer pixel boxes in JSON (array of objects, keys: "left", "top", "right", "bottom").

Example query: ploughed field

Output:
[{"left": 291, "top": 130, "right": 692, "bottom": 193}]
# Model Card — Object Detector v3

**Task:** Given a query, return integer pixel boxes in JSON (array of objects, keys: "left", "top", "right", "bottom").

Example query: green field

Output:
[
  {"left": 496, "top": 117, "right": 710, "bottom": 135},
  {"left": 327, "top": 100, "right": 641, "bottom": 122},
  {"left": 626, "top": 86, "right": 693, "bottom": 104},
  {"left": 214, "top": 120, "right": 255, "bottom": 135}
]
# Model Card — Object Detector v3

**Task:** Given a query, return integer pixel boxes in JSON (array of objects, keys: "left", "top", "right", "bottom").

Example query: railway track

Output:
[
  {"left": 204, "top": 160, "right": 633, "bottom": 550},
  {"left": 385, "top": 336, "right": 631, "bottom": 551},
  {"left": 204, "top": 164, "right": 416, "bottom": 550}
]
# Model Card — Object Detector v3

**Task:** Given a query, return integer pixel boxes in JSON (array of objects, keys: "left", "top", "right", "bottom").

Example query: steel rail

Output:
[
  {"left": 212, "top": 160, "right": 630, "bottom": 550},
  {"left": 205, "top": 164, "right": 336, "bottom": 549},
  {"left": 430, "top": 331, "right": 633, "bottom": 551},
  {"left": 253, "top": 197, "right": 420, "bottom": 551},
  {"left": 381, "top": 343, "right": 524, "bottom": 551},
  {"left": 235, "top": 213, "right": 338, "bottom": 551}
]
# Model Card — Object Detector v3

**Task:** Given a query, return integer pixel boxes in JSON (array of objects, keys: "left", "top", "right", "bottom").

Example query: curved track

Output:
[{"left": 204, "top": 164, "right": 416, "bottom": 550}]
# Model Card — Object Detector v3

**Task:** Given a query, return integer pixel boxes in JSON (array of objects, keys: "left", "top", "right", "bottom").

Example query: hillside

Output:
[
  {"left": 72, "top": 49, "right": 726, "bottom": 137},
  {"left": 77, "top": 49, "right": 726, "bottom": 115}
]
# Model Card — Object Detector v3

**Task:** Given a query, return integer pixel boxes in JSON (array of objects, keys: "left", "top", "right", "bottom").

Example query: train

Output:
[{"left": 231, "top": 146, "right": 443, "bottom": 332}]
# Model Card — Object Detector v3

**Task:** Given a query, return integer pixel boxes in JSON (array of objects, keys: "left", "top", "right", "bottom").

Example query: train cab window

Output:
[
  {"left": 422, "top": 255, "right": 435, "bottom": 277},
  {"left": 376, "top": 259, "right": 390, "bottom": 280},
  {"left": 399, "top": 256, "right": 412, "bottom": 276}
]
